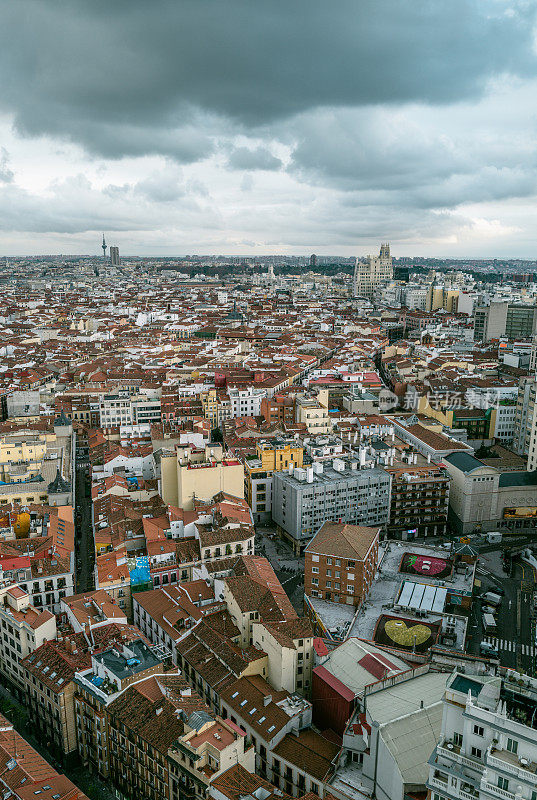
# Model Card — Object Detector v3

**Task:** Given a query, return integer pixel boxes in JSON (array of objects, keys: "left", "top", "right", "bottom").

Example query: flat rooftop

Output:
[{"left": 348, "top": 542, "right": 470, "bottom": 649}]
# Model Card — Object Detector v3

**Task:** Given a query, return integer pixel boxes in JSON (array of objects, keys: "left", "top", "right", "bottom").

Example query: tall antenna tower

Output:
[{"left": 101, "top": 233, "right": 107, "bottom": 259}]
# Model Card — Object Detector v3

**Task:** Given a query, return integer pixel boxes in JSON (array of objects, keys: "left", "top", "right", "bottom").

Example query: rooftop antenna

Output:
[{"left": 102, "top": 233, "right": 107, "bottom": 260}]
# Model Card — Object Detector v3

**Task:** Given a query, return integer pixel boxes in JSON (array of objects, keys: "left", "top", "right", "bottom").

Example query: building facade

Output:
[{"left": 272, "top": 459, "right": 391, "bottom": 553}]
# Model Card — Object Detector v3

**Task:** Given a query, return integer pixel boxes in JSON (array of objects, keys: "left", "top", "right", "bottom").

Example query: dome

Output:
[{"left": 14, "top": 512, "right": 31, "bottom": 538}]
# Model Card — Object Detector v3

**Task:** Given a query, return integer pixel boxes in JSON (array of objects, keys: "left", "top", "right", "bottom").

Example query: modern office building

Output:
[
  {"left": 272, "top": 458, "right": 391, "bottom": 553},
  {"left": 473, "top": 301, "right": 537, "bottom": 341},
  {"left": 109, "top": 246, "right": 120, "bottom": 266}
]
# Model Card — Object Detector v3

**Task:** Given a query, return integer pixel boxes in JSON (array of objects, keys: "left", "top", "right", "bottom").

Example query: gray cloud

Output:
[
  {"left": 0, "top": 1, "right": 535, "bottom": 160},
  {"left": 286, "top": 104, "right": 537, "bottom": 210},
  {"left": 0, "top": 148, "right": 13, "bottom": 183},
  {"left": 227, "top": 146, "right": 282, "bottom": 171}
]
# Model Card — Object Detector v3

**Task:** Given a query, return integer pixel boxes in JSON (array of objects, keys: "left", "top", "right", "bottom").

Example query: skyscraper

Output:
[
  {"left": 309, "top": 253, "right": 317, "bottom": 267},
  {"left": 353, "top": 243, "right": 393, "bottom": 298},
  {"left": 110, "top": 246, "right": 120, "bottom": 266}
]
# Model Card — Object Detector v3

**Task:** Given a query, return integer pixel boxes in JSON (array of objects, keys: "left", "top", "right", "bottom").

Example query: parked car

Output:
[{"left": 480, "top": 641, "right": 499, "bottom": 658}]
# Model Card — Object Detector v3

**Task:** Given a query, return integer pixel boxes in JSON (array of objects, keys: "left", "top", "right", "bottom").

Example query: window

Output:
[
  {"left": 347, "top": 584, "right": 354, "bottom": 593},
  {"left": 470, "top": 747, "right": 482, "bottom": 759},
  {"left": 473, "top": 725, "right": 484, "bottom": 737},
  {"left": 506, "top": 738, "right": 518, "bottom": 754},
  {"left": 453, "top": 732, "right": 463, "bottom": 748},
  {"left": 311, "top": 567, "right": 319, "bottom": 574},
  {"left": 498, "top": 778, "right": 509, "bottom": 792}
]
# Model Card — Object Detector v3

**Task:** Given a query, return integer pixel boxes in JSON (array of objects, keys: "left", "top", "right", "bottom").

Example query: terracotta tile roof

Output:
[
  {"left": 305, "top": 522, "right": 380, "bottom": 561},
  {"left": 272, "top": 728, "right": 340, "bottom": 782}
]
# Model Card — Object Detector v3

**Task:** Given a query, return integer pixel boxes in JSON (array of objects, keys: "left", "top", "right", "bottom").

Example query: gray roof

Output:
[
  {"left": 381, "top": 703, "right": 443, "bottom": 786},
  {"left": 365, "top": 671, "right": 448, "bottom": 725},
  {"left": 498, "top": 471, "right": 537, "bottom": 488},
  {"left": 444, "top": 452, "right": 488, "bottom": 474}
]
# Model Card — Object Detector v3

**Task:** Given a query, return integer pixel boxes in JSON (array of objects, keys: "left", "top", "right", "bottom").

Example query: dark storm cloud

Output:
[{"left": 0, "top": 0, "right": 535, "bottom": 160}]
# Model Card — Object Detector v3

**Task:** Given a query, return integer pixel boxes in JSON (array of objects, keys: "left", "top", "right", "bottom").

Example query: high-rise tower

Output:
[
  {"left": 110, "top": 246, "right": 120, "bottom": 266},
  {"left": 101, "top": 233, "right": 107, "bottom": 259},
  {"left": 353, "top": 242, "right": 393, "bottom": 298}
]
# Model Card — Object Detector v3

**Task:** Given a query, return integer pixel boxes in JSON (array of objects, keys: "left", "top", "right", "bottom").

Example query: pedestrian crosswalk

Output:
[{"left": 482, "top": 636, "right": 537, "bottom": 656}]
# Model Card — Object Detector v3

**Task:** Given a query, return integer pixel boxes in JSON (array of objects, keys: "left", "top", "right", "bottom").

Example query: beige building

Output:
[
  {"left": 252, "top": 618, "right": 314, "bottom": 695},
  {"left": 0, "top": 417, "right": 73, "bottom": 506},
  {"left": 353, "top": 243, "right": 393, "bottom": 298},
  {"left": 295, "top": 390, "right": 332, "bottom": 435},
  {"left": 0, "top": 583, "right": 56, "bottom": 697},
  {"left": 426, "top": 283, "right": 459, "bottom": 312},
  {"left": 161, "top": 443, "right": 244, "bottom": 509}
]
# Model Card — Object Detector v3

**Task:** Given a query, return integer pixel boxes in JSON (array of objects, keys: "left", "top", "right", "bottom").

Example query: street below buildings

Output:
[
  {"left": 467, "top": 547, "right": 536, "bottom": 674},
  {"left": 74, "top": 445, "right": 95, "bottom": 593}
]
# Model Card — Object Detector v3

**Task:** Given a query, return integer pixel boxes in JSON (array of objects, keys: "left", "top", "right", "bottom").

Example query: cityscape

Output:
[
  {"left": 1, "top": 3, "right": 537, "bottom": 800},
  {"left": 0, "top": 245, "right": 535, "bottom": 800}
]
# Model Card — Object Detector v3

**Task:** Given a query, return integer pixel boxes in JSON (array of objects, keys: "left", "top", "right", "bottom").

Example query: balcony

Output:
[
  {"left": 482, "top": 782, "right": 517, "bottom": 800},
  {"left": 437, "top": 744, "right": 482, "bottom": 771},
  {"left": 487, "top": 748, "right": 537, "bottom": 785}
]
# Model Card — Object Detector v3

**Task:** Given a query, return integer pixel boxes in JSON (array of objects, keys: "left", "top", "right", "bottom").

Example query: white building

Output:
[
  {"left": 227, "top": 386, "right": 267, "bottom": 418},
  {"left": 428, "top": 670, "right": 537, "bottom": 800}
]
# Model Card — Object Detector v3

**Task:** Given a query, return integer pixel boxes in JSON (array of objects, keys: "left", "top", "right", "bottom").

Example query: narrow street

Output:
[
  {"left": 74, "top": 446, "right": 95, "bottom": 593},
  {"left": 467, "top": 547, "right": 536, "bottom": 674}
]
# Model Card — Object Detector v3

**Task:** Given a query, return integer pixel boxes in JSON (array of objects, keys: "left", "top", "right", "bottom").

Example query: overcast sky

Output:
[{"left": 0, "top": 0, "right": 537, "bottom": 258}]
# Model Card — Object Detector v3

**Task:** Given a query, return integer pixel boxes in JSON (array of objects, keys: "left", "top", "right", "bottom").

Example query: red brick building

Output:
[{"left": 304, "top": 522, "right": 380, "bottom": 606}]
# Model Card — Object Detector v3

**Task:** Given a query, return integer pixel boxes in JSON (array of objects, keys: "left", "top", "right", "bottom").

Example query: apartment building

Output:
[
  {"left": 513, "top": 376, "right": 535, "bottom": 456},
  {"left": 160, "top": 443, "right": 244, "bottom": 509},
  {"left": 20, "top": 622, "right": 145, "bottom": 762},
  {"left": 133, "top": 584, "right": 207, "bottom": 658},
  {"left": 386, "top": 465, "right": 450, "bottom": 539},
  {"left": 428, "top": 670, "right": 537, "bottom": 800},
  {"left": 201, "top": 389, "right": 219, "bottom": 429},
  {"left": 0, "top": 581, "right": 56, "bottom": 697},
  {"left": 244, "top": 439, "right": 304, "bottom": 523},
  {"left": 260, "top": 395, "right": 295, "bottom": 425},
  {"left": 304, "top": 522, "right": 380, "bottom": 606},
  {"left": 219, "top": 676, "right": 312, "bottom": 783},
  {"left": 272, "top": 459, "right": 391, "bottom": 554},
  {"left": 228, "top": 386, "right": 268, "bottom": 418},
  {"left": 251, "top": 618, "right": 314, "bottom": 695},
  {"left": 473, "top": 301, "right": 537, "bottom": 342},
  {"left": 107, "top": 675, "right": 254, "bottom": 800},
  {"left": 0, "top": 713, "right": 89, "bottom": 800},
  {"left": 0, "top": 415, "right": 74, "bottom": 506},
  {"left": 99, "top": 393, "right": 161, "bottom": 428},
  {"left": 74, "top": 638, "right": 164, "bottom": 777},
  {"left": 295, "top": 391, "right": 332, "bottom": 435}
]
